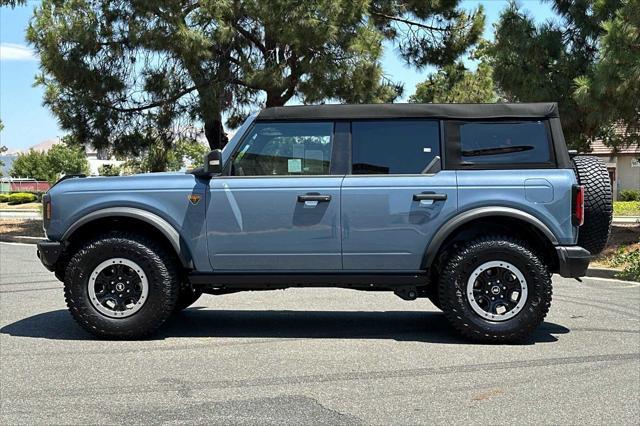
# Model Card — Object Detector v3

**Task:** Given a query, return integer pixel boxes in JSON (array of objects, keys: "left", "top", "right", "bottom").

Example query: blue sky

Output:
[{"left": 0, "top": 1, "right": 556, "bottom": 151}]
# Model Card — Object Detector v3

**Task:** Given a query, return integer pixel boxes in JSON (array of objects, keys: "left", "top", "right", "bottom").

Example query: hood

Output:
[{"left": 48, "top": 172, "right": 199, "bottom": 196}]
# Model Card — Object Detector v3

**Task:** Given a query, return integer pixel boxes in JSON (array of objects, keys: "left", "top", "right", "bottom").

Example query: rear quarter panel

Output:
[{"left": 456, "top": 169, "right": 578, "bottom": 245}]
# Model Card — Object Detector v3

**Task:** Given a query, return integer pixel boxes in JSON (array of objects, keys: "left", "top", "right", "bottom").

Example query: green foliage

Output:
[
  {"left": 26, "top": 0, "right": 483, "bottom": 162},
  {"left": 7, "top": 192, "right": 37, "bottom": 205},
  {"left": 10, "top": 143, "right": 89, "bottom": 183},
  {"left": 410, "top": 51, "right": 498, "bottom": 103},
  {"left": 0, "top": 194, "right": 9, "bottom": 202},
  {"left": 619, "top": 190, "right": 640, "bottom": 202},
  {"left": 174, "top": 139, "right": 209, "bottom": 170},
  {"left": 574, "top": 0, "right": 640, "bottom": 148},
  {"left": 613, "top": 201, "right": 640, "bottom": 216},
  {"left": 0, "top": 0, "right": 27, "bottom": 8},
  {"left": 119, "top": 138, "right": 207, "bottom": 173},
  {"left": 486, "top": 0, "right": 624, "bottom": 152},
  {"left": 609, "top": 246, "right": 640, "bottom": 282},
  {"left": 46, "top": 143, "right": 90, "bottom": 179},
  {"left": 98, "top": 164, "right": 121, "bottom": 177},
  {"left": 10, "top": 150, "right": 50, "bottom": 182}
]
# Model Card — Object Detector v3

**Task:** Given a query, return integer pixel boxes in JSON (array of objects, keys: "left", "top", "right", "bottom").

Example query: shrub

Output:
[
  {"left": 7, "top": 192, "right": 38, "bottom": 205},
  {"left": 609, "top": 246, "right": 640, "bottom": 282},
  {"left": 0, "top": 194, "right": 8, "bottom": 203},
  {"left": 98, "top": 164, "right": 121, "bottom": 176},
  {"left": 613, "top": 201, "right": 640, "bottom": 216},
  {"left": 619, "top": 189, "right": 640, "bottom": 201}
]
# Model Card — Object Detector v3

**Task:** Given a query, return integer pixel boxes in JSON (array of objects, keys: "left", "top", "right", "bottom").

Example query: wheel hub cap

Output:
[
  {"left": 466, "top": 260, "right": 528, "bottom": 321},
  {"left": 88, "top": 258, "right": 148, "bottom": 318}
]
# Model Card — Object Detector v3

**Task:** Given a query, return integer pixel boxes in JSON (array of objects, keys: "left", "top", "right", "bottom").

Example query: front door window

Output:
[{"left": 230, "top": 122, "right": 333, "bottom": 176}]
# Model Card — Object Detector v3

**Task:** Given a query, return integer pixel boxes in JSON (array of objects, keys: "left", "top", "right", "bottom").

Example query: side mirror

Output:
[{"left": 204, "top": 149, "right": 222, "bottom": 175}]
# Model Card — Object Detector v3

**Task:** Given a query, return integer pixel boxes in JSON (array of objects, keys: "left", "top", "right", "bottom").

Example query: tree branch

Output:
[
  {"left": 97, "top": 83, "right": 203, "bottom": 113},
  {"left": 370, "top": 11, "right": 449, "bottom": 32},
  {"left": 231, "top": 21, "right": 267, "bottom": 55}
]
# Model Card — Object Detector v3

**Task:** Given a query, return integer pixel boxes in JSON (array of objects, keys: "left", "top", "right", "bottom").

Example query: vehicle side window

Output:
[
  {"left": 447, "top": 121, "right": 554, "bottom": 167},
  {"left": 351, "top": 120, "right": 440, "bottom": 174},
  {"left": 231, "top": 122, "right": 333, "bottom": 176}
]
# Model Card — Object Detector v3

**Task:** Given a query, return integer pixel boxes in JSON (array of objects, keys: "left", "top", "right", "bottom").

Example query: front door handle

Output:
[
  {"left": 298, "top": 194, "right": 332, "bottom": 203},
  {"left": 413, "top": 193, "right": 448, "bottom": 201}
]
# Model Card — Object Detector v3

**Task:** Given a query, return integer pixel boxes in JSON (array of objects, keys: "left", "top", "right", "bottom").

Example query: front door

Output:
[
  {"left": 341, "top": 120, "right": 458, "bottom": 271},
  {"left": 207, "top": 121, "right": 342, "bottom": 271}
]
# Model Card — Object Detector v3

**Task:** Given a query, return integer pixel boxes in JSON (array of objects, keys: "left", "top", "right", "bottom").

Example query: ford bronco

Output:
[{"left": 37, "top": 103, "right": 613, "bottom": 342}]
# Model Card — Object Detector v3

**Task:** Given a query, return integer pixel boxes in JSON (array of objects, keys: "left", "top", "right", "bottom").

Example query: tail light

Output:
[
  {"left": 43, "top": 194, "right": 51, "bottom": 226},
  {"left": 572, "top": 185, "right": 584, "bottom": 226}
]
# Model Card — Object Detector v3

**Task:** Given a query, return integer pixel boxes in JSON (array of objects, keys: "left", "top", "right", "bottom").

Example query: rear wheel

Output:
[
  {"left": 438, "top": 236, "right": 552, "bottom": 343},
  {"left": 573, "top": 155, "right": 613, "bottom": 255},
  {"left": 64, "top": 232, "right": 180, "bottom": 339}
]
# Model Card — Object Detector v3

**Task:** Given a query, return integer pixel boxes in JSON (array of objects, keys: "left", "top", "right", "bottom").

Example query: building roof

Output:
[
  {"left": 590, "top": 140, "right": 640, "bottom": 155},
  {"left": 256, "top": 102, "right": 560, "bottom": 121},
  {"left": 589, "top": 122, "right": 640, "bottom": 155}
]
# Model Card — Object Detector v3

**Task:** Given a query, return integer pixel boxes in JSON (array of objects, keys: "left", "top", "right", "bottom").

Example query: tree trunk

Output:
[{"left": 204, "top": 114, "right": 228, "bottom": 150}]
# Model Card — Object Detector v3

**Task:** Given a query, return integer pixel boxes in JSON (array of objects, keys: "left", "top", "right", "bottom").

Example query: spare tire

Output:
[{"left": 573, "top": 156, "right": 613, "bottom": 255}]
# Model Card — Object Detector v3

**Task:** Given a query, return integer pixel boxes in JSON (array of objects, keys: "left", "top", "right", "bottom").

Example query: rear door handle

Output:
[
  {"left": 298, "top": 194, "right": 332, "bottom": 203},
  {"left": 413, "top": 193, "right": 448, "bottom": 201}
]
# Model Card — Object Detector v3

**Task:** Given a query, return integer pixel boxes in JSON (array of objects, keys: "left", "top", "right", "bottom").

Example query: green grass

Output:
[{"left": 613, "top": 201, "right": 640, "bottom": 216}]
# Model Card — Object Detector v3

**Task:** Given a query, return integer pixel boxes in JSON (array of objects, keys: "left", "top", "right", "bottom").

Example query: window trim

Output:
[
  {"left": 347, "top": 118, "right": 442, "bottom": 176},
  {"left": 443, "top": 119, "right": 557, "bottom": 170},
  {"left": 223, "top": 120, "right": 338, "bottom": 177}
]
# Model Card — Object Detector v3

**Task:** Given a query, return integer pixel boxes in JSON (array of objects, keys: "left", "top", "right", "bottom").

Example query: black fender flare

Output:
[
  {"left": 422, "top": 206, "right": 559, "bottom": 268},
  {"left": 61, "top": 207, "right": 193, "bottom": 268}
]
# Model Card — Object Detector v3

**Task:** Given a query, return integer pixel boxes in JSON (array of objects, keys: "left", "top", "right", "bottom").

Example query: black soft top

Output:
[{"left": 256, "top": 102, "right": 559, "bottom": 121}]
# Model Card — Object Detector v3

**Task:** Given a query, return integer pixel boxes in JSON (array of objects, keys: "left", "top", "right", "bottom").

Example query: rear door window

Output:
[
  {"left": 351, "top": 120, "right": 440, "bottom": 174},
  {"left": 446, "top": 121, "right": 554, "bottom": 168}
]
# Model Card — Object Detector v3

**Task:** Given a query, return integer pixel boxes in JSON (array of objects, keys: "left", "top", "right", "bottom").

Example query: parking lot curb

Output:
[{"left": 586, "top": 267, "right": 621, "bottom": 279}]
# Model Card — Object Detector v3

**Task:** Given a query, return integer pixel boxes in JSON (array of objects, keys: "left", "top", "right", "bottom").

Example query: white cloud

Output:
[{"left": 0, "top": 43, "right": 37, "bottom": 61}]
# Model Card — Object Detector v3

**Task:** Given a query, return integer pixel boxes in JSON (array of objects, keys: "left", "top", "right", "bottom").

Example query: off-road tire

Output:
[
  {"left": 438, "top": 236, "right": 552, "bottom": 343},
  {"left": 64, "top": 232, "right": 180, "bottom": 339},
  {"left": 573, "top": 155, "right": 613, "bottom": 255},
  {"left": 174, "top": 287, "right": 203, "bottom": 312}
]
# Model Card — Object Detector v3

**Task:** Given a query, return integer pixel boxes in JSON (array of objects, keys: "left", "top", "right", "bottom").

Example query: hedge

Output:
[
  {"left": 619, "top": 189, "right": 640, "bottom": 202},
  {"left": 7, "top": 192, "right": 38, "bottom": 205}
]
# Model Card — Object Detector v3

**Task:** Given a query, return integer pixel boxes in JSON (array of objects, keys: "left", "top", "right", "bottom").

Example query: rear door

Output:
[
  {"left": 341, "top": 120, "right": 457, "bottom": 271},
  {"left": 208, "top": 121, "right": 343, "bottom": 271}
]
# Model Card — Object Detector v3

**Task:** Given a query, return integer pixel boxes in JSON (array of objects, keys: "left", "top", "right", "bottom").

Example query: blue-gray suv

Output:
[{"left": 37, "top": 103, "right": 613, "bottom": 342}]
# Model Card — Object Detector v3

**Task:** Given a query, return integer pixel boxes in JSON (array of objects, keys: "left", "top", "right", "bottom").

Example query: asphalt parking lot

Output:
[{"left": 1, "top": 242, "right": 639, "bottom": 425}]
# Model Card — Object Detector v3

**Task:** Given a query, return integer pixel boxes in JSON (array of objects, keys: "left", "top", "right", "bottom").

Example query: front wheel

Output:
[
  {"left": 64, "top": 232, "right": 180, "bottom": 339},
  {"left": 438, "top": 236, "right": 552, "bottom": 343}
]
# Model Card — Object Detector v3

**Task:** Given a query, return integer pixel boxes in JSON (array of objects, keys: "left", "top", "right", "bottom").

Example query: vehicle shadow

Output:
[{"left": 0, "top": 308, "right": 570, "bottom": 345}]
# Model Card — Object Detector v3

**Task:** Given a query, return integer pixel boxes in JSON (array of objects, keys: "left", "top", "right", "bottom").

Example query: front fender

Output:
[{"left": 61, "top": 207, "right": 193, "bottom": 269}]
